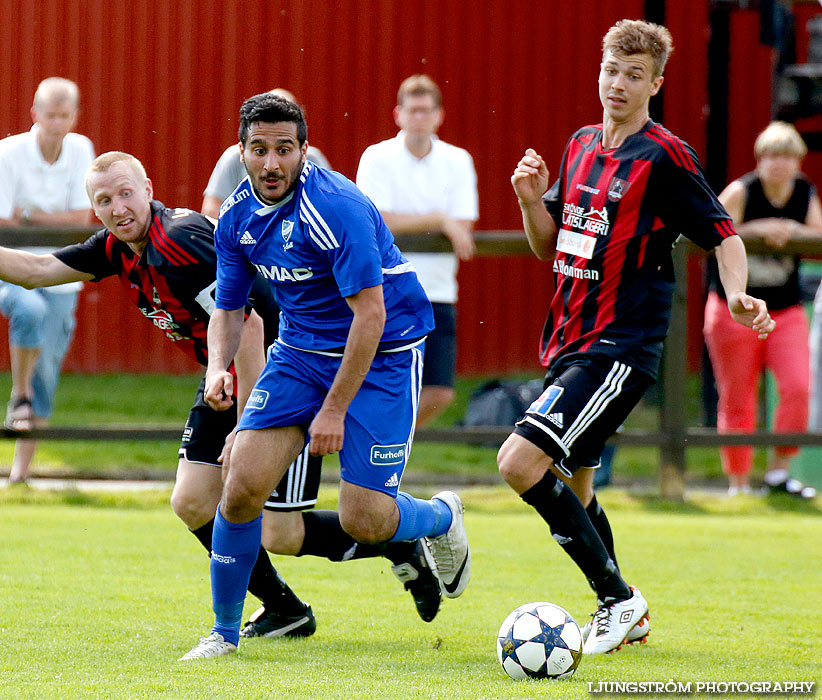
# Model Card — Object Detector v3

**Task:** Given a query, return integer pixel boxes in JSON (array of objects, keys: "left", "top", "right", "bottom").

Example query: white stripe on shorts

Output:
[
  {"left": 563, "top": 360, "right": 631, "bottom": 447},
  {"left": 404, "top": 346, "right": 424, "bottom": 463},
  {"left": 285, "top": 443, "right": 309, "bottom": 503},
  {"left": 265, "top": 443, "right": 317, "bottom": 509}
]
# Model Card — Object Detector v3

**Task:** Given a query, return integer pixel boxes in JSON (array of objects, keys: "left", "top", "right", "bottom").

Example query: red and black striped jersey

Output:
[
  {"left": 540, "top": 120, "right": 736, "bottom": 378},
  {"left": 54, "top": 201, "right": 276, "bottom": 367}
]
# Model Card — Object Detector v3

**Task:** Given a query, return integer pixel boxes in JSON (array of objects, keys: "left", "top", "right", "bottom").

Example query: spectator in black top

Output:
[
  {"left": 499, "top": 19, "right": 774, "bottom": 656},
  {"left": 706, "top": 121, "right": 822, "bottom": 498}
]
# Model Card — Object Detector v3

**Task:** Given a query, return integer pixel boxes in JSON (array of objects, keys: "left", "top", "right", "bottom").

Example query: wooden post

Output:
[{"left": 659, "top": 241, "right": 689, "bottom": 500}]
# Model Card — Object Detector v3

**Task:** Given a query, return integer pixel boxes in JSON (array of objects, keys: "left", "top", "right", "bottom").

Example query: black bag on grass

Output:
[{"left": 463, "top": 379, "right": 544, "bottom": 427}]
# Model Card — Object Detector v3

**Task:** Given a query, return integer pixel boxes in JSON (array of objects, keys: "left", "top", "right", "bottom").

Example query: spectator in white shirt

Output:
[
  {"left": 357, "top": 75, "right": 478, "bottom": 424},
  {"left": 0, "top": 77, "right": 94, "bottom": 483}
]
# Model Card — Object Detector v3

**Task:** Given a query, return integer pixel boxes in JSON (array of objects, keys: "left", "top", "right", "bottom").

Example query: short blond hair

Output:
[
  {"left": 754, "top": 121, "right": 808, "bottom": 160},
  {"left": 33, "top": 77, "right": 79, "bottom": 107},
  {"left": 85, "top": 151, "right": 148, "bottom": 197},
  {"left": 602, "top": 19, "right": 674, "bottom": 79},
  {"left": 397, "top": 74, "right": 441, "bottom": 108}
]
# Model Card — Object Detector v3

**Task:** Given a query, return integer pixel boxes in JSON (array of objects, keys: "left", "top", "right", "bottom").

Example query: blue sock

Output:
[
  {"left": 389, "top": 491, "right": 453, "bottom": 542},
  {"left": 210, "top": 508, "right": 262, "bottom": 646}
]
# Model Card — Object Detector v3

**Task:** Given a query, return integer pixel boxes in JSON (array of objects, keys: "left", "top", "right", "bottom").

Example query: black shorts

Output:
[
  {"left": 178, "top": 376, "right": 321, "bottom": 512},
  {"left": 422, "top": 303, "right": 457, "bottom": 388},
  {"left": 513, "top": 353, "right": 653, "bottom": 476}
]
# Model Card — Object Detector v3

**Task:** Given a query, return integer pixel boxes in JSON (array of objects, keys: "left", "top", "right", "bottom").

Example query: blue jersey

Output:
[{"left": 215, "top": 161, "right": 434, "bottom": 353}]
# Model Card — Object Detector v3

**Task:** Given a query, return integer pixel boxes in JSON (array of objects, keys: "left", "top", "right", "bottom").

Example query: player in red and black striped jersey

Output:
[
  {"left": 498, "top": 19, "right": 775, "bottom": 656},
  {"left": 539, "top": 120, "right": 740, "bottom": 376},
  {"left": 55, "top": 200, "right": 221, "bottom": 365},
  {"left": 0, "top": 151, "right": 442, "bottom": 638}
]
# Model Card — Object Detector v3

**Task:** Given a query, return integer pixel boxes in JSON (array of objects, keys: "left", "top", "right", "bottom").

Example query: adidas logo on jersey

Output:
[
  {"left": 547, "top": 412, "right": 564, "bottom": 428},
  {"left": 240, "top": 231, "right": 257, "bottom": 245},
  {"left": 384, "top": 473, "right": 399, "bottom": 488}
]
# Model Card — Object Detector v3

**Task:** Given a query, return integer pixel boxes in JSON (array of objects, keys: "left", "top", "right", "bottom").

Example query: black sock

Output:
[
  {"left": 190, "top": 518, "right": 215, "bottom": 553},
  {"left": 521, "top": 472, "right": 631, "bottom": 602},
  {"left": 247, "top": 545, "right": 307, "bottom": 614},
  {"left": 298, "top": 510, "right": 386, "bottom": 561},
  {"left": 586, "top": 496, "right": 619, "bottom": 574},
  {"left": 190, "top": 518, "right": 306, "bottom": 614}
]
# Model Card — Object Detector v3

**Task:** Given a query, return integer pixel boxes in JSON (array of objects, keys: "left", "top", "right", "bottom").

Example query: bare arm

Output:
[
  {"left": 381, "top": 211, "right": 476, "bottom": 260},
  {"left": 204, "top": 307, "right": 246, "bottom": 411},
  {"left": 214, "top": 308, "right": 266, "bottom": 468},
  {"left": 511, "top": 148, "right": 557, "bottom": 260},
  {"left": 232, "top": 309, "right": 266, "bottom": 414},
  {"left": 0, "top": 248, "right": 91, "bottom": 288},
  {"left": 797, "top": 191, "right": 822, "bottom": 233},
  {"left": 201, "top": 195, "right": 222, "bottom": 220},
  {"left": 308, "top": 284, "right": 386, "bottom": 456},
  {"left": 715, "top": 235, "right": 774, "bottom": 339}
]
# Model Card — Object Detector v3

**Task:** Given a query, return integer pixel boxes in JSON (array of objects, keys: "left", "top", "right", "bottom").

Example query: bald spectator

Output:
[{"left": 0, "top": 77, "right": 94, "bottom": 484}]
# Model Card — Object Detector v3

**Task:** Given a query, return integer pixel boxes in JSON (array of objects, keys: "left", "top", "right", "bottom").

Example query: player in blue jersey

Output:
[
  {"left": 180, "top": 93, "right": 472, "bottom": 660},
  {"left": 0, "top": 151, "right": 320, "bottom": 639},
  {"left": 0, "top": 151, "right": 446, "bottom": 646},
  {"left": 499, "top": 19, "right": 775, "bottom": 656}
]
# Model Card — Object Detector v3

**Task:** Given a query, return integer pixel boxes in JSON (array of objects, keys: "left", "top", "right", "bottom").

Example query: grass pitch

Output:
[{"left": 1, "top": 485, "right": 819, "bottom": 699}]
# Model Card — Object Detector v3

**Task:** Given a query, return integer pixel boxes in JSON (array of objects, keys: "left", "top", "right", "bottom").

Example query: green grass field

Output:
[{"left": 1, "top": 485, "right": 819, "bottom": 699}]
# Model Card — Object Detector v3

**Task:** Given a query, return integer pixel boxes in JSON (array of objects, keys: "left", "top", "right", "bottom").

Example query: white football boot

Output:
[
  {"left": 425, "top": 491, "right": 471, "bottom": 598},
  {"left": 582, "top": 604, "right": 650, "bottom": 645},
  {"left": 582, "top": 587, "right": 649, "bottom": 655},
  {"left": 178, "top": 632, "right": 237, "bottom": 660}
]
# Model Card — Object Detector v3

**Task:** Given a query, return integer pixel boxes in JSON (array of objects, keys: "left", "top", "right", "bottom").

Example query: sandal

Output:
[{"left": 4, "top": 396, "right": 33, "bottom": 431}]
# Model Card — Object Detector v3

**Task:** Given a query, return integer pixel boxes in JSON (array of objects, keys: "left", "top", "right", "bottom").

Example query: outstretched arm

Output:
[
  {"left": 0, "top": 248, "right": 91, "bottom": 288},
  {"left": 511, "top": 149, "right": 557, "bottom": 260},
  {"left": 715, "top": 235, "right": 775, "bottom": 339}
]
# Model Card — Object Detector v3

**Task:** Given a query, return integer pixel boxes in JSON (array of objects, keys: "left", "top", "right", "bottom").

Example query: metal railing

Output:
[{"left": 2, "top": 226, "right": 821, "bottom": 499}]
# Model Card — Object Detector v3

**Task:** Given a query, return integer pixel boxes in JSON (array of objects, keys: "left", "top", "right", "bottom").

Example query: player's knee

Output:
[
  {"left": 339, "top": 510, "right": 390, "bottom": 545},
  {"left": 170, "top": 485, "right": 215, "bottom": 529},
  {"left": 221, "top": 474, "right": 268, "bottom": 520},
  {"left": 497, "top": 438, "right": 523, "bottom": 486}
]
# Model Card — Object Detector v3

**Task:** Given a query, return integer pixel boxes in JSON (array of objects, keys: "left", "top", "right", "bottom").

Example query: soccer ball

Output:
[{"left": 496, "top": 602, "right": 582, "bottom": 680}]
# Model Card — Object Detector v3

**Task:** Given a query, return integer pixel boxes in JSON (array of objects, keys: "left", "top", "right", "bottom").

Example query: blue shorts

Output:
[
  {"left": 239, "top": 340, "right": 424, "bottom": 497},
  {"left": 180, "top": 375, "right": 321, "bottom": 511}
]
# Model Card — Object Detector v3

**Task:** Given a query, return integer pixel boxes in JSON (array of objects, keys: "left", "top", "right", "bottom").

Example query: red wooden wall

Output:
[{"left": 1, "top": 0, "right": 809, "bottom": 377}]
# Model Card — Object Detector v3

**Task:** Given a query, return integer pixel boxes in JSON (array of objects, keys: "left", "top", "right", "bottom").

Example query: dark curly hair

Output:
[{"left": 238, "top": 92, "right": 307, "bottom": 145}]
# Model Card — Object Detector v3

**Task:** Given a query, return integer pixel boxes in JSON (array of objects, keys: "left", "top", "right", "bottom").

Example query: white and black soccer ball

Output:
[{"left": 496, "top": 602, "right": 582, "bottom": 680}]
